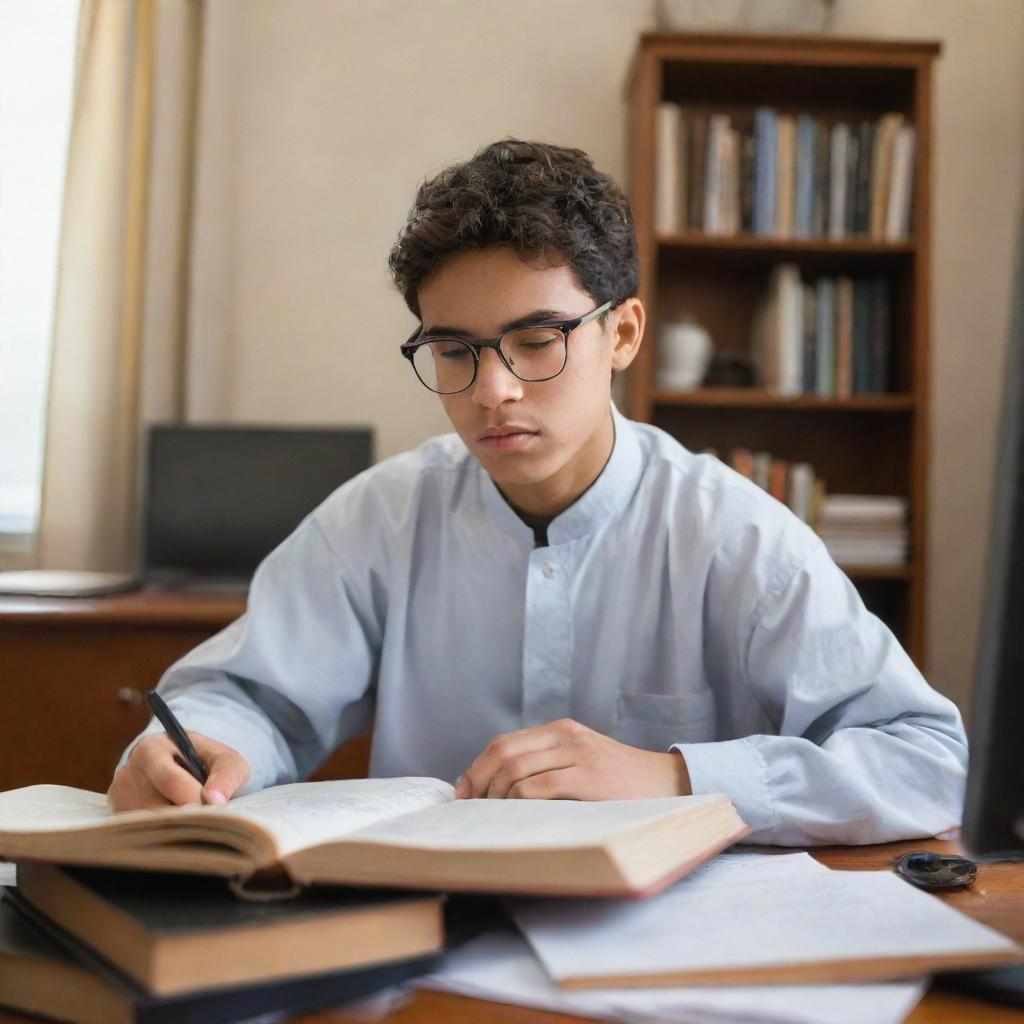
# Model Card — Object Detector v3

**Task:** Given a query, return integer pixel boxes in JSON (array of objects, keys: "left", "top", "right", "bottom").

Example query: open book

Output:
[{"left": 0, "top": 779, "right": 749, "bottom": 898}]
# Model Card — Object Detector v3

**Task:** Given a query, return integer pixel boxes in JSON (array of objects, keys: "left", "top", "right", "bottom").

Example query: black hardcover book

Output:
[
  {"left": 869, "top": 276, "right": 892, "bottom": 393},
  {"left": 0, "top": 888, "right": 439, "bottom": 1024},
  {"left": 739, "top": 122, "right": 757, "bottom": 235},
  {"left": 844, "top": 131, "right": 860, "bottom": 238},
  {"left": 853, "top": 120, "right": 877, "bottom": 236},
  {"left": 16, "top": 862, "right": 443, "bottom": 996},
  {"left": 852, "top": 278, "right": 873, "bottom": 395}
]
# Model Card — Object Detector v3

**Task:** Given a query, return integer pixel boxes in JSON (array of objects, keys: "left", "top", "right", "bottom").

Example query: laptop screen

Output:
[{"left": 141, "top": 425, "right": 373, "bottom": 585}]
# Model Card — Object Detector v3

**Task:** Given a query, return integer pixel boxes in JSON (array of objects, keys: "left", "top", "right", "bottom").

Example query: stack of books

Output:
[
  {"left": 0, "top": 777, "right": 750, "bottom": 1024},
  {"left": 655, "top": 105, "right": 915, "bottom": 242},
  {"left": 751, "top": 264, "right": 891, "bottom": 397},
  {"left": 816, "top": 494, "right": 910, "bottom": 567}
]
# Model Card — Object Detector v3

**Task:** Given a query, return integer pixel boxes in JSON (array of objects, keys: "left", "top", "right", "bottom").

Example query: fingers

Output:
[
  {"left": 485, "top": 746, "right": 575, "bottom": 799},
  {"left": 508, "top": 767, "right": 578, "bottom": 800},
  {"left": 458, "top": 719, "right": 585, "bottom": 799},
  {"left": 202, "top": 747, "right": 251, "bottom": 805},
  {"left": 107, "top": 731, "right": 250, "bottom": 812}
]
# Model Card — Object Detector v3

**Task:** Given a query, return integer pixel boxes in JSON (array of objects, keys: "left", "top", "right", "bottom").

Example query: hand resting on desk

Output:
[{"left": 107, "top": 731, "right": 251, "bottom": 811}]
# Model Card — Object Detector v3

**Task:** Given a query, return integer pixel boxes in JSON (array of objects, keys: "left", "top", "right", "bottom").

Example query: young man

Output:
[{"left": 109, "top": 139, "right": 967, "bottom": 845}]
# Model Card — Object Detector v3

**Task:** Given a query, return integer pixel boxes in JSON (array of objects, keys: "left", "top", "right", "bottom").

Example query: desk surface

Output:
[
  {"left": 0, "top": 587, "right": 246, "bottom": 626},
  {"left": 0, "top": 838, "right": 1019, "bottom": 1024}
]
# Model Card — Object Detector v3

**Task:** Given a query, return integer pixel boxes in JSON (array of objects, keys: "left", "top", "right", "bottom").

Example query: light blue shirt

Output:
[{"left": 127, "top": 404, "right": 968, "bottom": 845}]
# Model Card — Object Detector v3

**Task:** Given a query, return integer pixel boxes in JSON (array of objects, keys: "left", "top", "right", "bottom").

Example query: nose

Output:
[{"left": 471, "top": 347, "right": 523, "bottom": 409}]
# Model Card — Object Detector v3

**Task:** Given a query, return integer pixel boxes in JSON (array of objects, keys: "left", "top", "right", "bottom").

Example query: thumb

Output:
[{"left": 201, "top": 749, "right": 250, "bottom": 805}]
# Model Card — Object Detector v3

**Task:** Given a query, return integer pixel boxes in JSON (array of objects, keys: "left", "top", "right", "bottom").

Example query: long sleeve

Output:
[
  {"left": 675, "top": 539, "right": 968, "bottom": 845},
  {"left": 118, "top": 506, "right": 384, "bottom": 794}
]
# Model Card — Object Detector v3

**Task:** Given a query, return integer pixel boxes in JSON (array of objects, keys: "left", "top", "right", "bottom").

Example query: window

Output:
[{"left": 0, "top": 1, "right": 78, "bottom": 539}]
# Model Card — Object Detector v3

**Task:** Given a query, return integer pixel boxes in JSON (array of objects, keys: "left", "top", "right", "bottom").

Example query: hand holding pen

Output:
[{"left": 106, "top": 693, "right": 252, "bottom": 811}]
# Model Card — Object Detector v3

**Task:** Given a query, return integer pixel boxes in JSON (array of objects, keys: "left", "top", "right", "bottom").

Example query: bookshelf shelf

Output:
[
  {"left": 657, "top": 233, "right": 916, "bottom": 256},
  {"left": 626, "top": 32, "right": 938, "bottom": 666},
  {"left": 841, "top": 564, "right": 915, "bottom": 581},
  {"left": 652, "top": 388, "right": 915, "bottom": 411}
]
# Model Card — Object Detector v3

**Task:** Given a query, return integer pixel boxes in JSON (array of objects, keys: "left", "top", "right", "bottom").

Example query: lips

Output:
[
  {"left": 475, "top": 426, "right": 539, "bottom": 452},
  {"left": 476, "top": 425, "right": 537, "bottom": 441}
]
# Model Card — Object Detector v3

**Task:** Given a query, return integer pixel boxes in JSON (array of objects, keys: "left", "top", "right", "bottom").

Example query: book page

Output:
[
  {"left": 511, "top": 856, "right": 1021, "bottom": 984},
  {"left": 343, "top": 794, "right": 724, "bottom": 851},
  {"left": 221, "top": 778, "right": 454, "bottom": 857},
  {"left": 0, "top": 786, "right": 113, "bottom": 833}
]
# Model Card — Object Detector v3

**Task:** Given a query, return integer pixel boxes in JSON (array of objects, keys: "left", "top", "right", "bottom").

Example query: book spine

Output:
[
  {"left": 752, "top": 451, "right": 772, "bottom": 491},
  {"left": 844, "top": 131, "right": 860, "bottom": 238},
  {"left": 788, "top": 462, "right": 816, "bottom": 523},
  {"left": 870, "top": 276, "right": 891, "bottom": 393},
  {"left": 655, "top": 103, "right": 682, "bottom": 234},
  {"left": 687, "top": 112, "right": 708, "bottom": 231},
  {"left": 775, "top": 114, "right": 796, "bottom": 238},
  {"left": 801, "top": 281, "right": 817, "bottom": 394},
  {"left": 769, "top": 457, "right": 790, "bottom": 504},
  {"left": 812, "top": 117, "right": 830, "bottom": 238},
  {"left": 753, "top": 108, "right": 777, "bottom": 236},
  {"left": 794, "top": 114, "right": 817, "bottom": 238},
  {"left": 829, "top": 122, "right": 849, "bottom": 240},
  {"left": 870, "top": 113, "right": 903, "bottom": 240},
  {"left": 739, "top": 121, "right": 757, "bottom": 234},
  {"left": 852, "top": 278, "right": 872, "bottom": 395},
  {"left": 722, "top": 126, "right": 741, "bottom": 235},
  {"left": 677, "top": 112, "right": 689, "bottom": 236},
  {"left": 853, "top": 120, "right": 875, "bottom": 236},
  {"left": 772, "top": 263, "right": 803, "bottom": 396},
  {"left": 815, "top": 277, "right": 836, "bottom": 397},
  {"left": 835, "top": 275, "right": 854, "bottom": 399},
  {"left": 731, "top": 447, "right": 754, "bottom": 479},
  {"left": 886, "top": 124, "right": 916, "bottom": 241},
  {"left": 704, "top": 114, "right": 725, "bottom": 234}
]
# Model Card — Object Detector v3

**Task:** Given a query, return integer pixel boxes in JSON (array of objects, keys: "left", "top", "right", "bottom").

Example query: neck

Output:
[{"left": 497, "top": 408, "right": 615, "bottom": 519}]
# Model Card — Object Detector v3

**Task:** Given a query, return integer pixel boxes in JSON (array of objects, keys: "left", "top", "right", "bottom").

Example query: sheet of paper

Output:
[
  {"left": 511, "top": 854, "right": 1020, "bottom": 985},
  {"left": 345, "top": 793, "right": 724, "bottom": 850},
  {"left": 0, "top": 785, "right": 114, "bottom": 831},
  {"left": 418, "top": 926, "right": 928, "bottom": 1024}
]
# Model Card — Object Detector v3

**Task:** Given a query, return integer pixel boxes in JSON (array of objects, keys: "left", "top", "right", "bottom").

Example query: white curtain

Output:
[{"left": 36, "top": 0, "right": 204, "bottom": 570}]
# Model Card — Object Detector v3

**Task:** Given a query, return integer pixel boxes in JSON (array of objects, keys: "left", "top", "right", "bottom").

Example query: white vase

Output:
[{"left": 656, "top": 318, "right": 713, "bottom": 390}]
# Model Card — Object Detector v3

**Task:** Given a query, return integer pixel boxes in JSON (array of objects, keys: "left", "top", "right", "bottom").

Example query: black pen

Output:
[{"left": 145, "top": 690, "right": 210, "bottom": 785}]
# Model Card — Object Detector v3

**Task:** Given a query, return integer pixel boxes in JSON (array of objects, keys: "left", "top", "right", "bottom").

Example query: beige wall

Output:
[{"left": 186, "top": 0, "right": 1024, "bottom": 714}]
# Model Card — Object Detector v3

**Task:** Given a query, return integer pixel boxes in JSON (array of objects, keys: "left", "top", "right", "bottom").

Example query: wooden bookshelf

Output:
[{"left": 625, "top": 32, "right": 940, "bottom": 667}]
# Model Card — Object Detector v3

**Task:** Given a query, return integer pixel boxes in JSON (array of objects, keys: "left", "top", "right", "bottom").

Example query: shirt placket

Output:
[{"left": 521, "top": 549, "right": 573, "bottom": 727}]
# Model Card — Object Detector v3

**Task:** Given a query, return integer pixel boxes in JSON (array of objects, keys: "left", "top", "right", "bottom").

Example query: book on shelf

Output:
[
  {"left": 655, "top": 107, "right": 915, "bottom": 241},
  {"left": 0, "top": 778, "right": 750, "bottom": 899},
  {"left": 754, "top": 266, "right": 891, "bottom": 397},
  {"left": 0, "top": 888, "right": 438, "bottom": 1024},
  {"left": 14, "top": 861, "right": 443, "bottom": 997}
]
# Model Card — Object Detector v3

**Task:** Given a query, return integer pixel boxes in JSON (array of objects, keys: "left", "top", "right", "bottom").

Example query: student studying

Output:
[{"left": 104, "top": 137, "right": 968, "bottom": 847}]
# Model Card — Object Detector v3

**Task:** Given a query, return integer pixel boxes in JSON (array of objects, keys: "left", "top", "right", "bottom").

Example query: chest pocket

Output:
[{"left": 616, "top": 690, "right": 716, "bottom": 751}]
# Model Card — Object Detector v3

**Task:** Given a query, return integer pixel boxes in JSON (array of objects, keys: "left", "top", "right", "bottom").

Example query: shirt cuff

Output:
[{"left": 672, "top": 737, "right": 777, "bottom": 842}]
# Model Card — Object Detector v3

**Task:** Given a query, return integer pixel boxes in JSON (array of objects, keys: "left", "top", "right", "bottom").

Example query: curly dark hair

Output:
[{"left": 387, "top": 138, "right": 638, "bottom": 323}]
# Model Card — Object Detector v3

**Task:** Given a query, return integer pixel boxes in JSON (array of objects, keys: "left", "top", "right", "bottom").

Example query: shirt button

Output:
[{"left": 542, "top": 562, "right": 556, "bottom": 579}]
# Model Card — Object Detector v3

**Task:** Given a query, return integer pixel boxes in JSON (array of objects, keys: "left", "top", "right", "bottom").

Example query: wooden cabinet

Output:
[{"left": 0, "top": 591, "right": 370, "bottom": 793}]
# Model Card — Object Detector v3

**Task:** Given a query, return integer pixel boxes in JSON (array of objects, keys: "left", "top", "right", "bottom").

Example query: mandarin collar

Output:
[{"left": 479, "top": 402, "right": 644, "bottom": 546}]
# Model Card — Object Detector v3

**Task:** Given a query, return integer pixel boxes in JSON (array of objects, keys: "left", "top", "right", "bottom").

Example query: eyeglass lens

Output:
[{"left": 411, "top": 327, "right": 566, "bottom": 393}]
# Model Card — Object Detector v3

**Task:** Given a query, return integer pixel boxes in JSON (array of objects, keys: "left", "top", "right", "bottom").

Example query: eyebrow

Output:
[{"left": 420, "top": 308, "right": 570, "bottom": 339}]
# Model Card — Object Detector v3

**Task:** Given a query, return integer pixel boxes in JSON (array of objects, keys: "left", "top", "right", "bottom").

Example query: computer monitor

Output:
[
  {"left": 141, "top": 425, "right": 373, "bottom": 588},
  {"left": 961, "top": 213, "right": 1024, "bottom": 860}
]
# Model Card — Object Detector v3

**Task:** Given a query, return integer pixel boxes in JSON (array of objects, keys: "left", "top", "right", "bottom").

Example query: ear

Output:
[{"left": 610, "top": 298, "right": 645, "bottom": 372}]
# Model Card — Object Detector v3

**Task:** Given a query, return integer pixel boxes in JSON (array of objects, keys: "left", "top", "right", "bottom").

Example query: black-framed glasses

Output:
[{"left": 399, "top": 299, "right": 618, "bottom": 395}]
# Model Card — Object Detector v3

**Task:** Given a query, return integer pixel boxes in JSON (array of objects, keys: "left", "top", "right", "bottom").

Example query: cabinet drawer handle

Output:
[{"left": 116, "top": 687, "right": 144, "bottom": 708}]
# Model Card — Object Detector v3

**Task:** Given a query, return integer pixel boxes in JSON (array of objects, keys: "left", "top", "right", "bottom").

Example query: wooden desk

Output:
[{"left": 0, "top": 590, "right": 370, "bottom": 793}]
